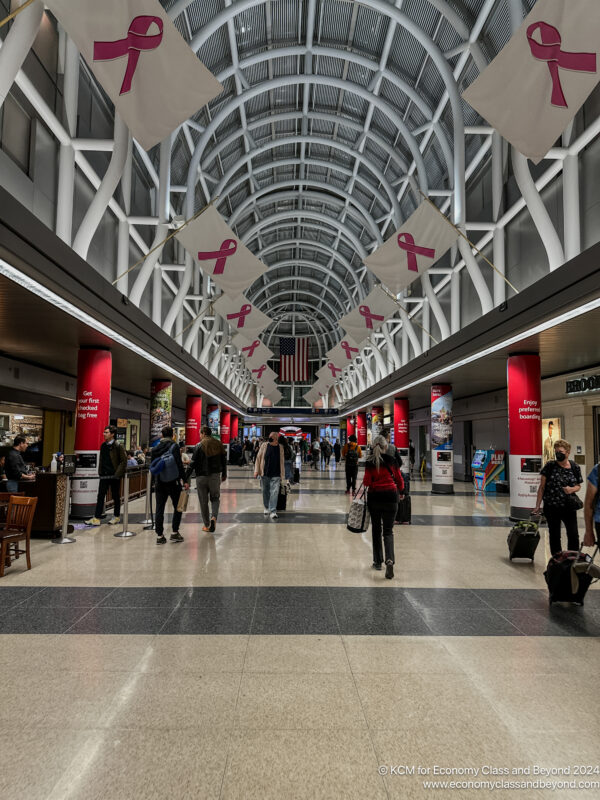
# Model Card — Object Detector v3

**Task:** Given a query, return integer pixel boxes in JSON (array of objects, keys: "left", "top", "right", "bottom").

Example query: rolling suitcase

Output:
[
  {"left": 545, "top": 545, "right": 600, "bottom": 605},
  {"left": 276, "top": 485, "right": 287, "bottom": 511},
  {"left": 395, "top": 495, "right": 411, "bottom": 524},
  {"left": 507, "top": 517, "right": 540, "bottom": 561}
]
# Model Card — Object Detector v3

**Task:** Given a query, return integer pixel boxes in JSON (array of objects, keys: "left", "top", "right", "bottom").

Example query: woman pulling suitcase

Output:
[{"left": 364, "top": 435, "right": 404, "bottom": 580}]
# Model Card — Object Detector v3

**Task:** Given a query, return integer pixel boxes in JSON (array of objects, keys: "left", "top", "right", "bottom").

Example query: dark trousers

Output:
[
  {"left": 367, "top": 493, "right": 398, "bottom": 564},
  {"left": 95, "top": 477, "right": 121, "bottom": 518},
  {"left": 155, "top": 480, "right": 182, "bottom": 536},
  {"left": 345, "top": 467, "right": 358, "bottom": 492},
  {"left": 544, "top": 505, "right": 579, "bottom": 554}
]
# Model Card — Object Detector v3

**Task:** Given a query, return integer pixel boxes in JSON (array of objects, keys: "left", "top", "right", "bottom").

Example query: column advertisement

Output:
[
  {"left": 220, "top": 409, "right": 231, "bottom": 445},
  {"left": 150, "top": 380, "right": 172, "bottom": 446},
  {"left": 507, "top": 354, "right": 542, "bottom": 519},
  {"left": 356, "top": 411, "right": 367, "bottom": 449},
  {"left": 207, "top": 404, "right": 220, "bottom": 437},
  {"left": 431, "top": 384, "right": 453, "bottom": 494},
  {"left": 72, "top": 349, "right": 112, "bottom": 517},
  {"left": 371, "top": 406, "right": 384, "bottom": 440}
]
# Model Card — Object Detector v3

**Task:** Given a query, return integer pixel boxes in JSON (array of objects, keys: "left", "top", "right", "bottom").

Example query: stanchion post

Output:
[
  {"left": 142, "top": 468, "right": 153, "bottom": 527},
  {"left": 52, "top": 475, "right": 76, "bottom": 544},
  {"left": 114, "top": 470, "right": 136, "bottom": 538}
]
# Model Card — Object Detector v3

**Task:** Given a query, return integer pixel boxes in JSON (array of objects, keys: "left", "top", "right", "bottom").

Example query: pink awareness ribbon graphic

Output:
[
  {"left": 242, "top": 340, "right": 260, "bottom": 358},
  {"left": 526, "top": 21, "right": 596, "bottom": 108},
  {"left": 227, "top": 304, "right": 252, "bottom": 329},
  {"left": 94, "top": 15, "right": 164, "bottom": 96},
  {"left": 252, "top": 365, "right": 267, "bottom": 379},
  {"left": 397, "top": 232, "right": 436, "bottom": 273},
  {"left": 328, "top": 363, "right": 342, "bottom": 378},
  {"left": 358, "top": 305, "right": 385, "bottom": 330},
  {"left": 197, "top": 239, "right": 238, "bottom": 275},
  {"left": 341, "top": 340, "right": 359, "bottom": 359}
]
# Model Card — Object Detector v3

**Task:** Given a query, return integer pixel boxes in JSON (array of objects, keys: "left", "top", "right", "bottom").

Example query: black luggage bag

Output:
[
  {"left": 507, "top": 518, "right": 540, "bottom": 561},
  {"left": 293, "top": 467, "right": 300, "bottom": 483},
  {"left": 276, "top": 485, "right": 287, "bottom": 511},
  {"left": 396, "top": 494, "right": 411, "bottom": 524},
  {"left": 544, "top": 546, "right": 600, "bottom": 605}
]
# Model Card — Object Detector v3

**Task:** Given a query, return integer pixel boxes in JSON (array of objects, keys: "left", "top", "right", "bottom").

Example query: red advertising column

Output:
[
  {"left": 71, "top": 349, "right": 112, "bottom": 517},
  {"left": 347, "top": 416, "right": 356, "bottom": 438},
  {"left": 356, "top": 411, "right": 367, "bottom": 450},
  {"left": 431, "top": 384, "right": 453, "bottom": 494},
  {"left": 150, "top": 380, "right": 172, "bottom": 446},
  {"left": 231, "top": 415, "right": 239, "bottom": 441},
  {"left": 394, "top": 398, "right": 409, "bottom": 448},
  {"left": 185, "top": 395, "right": 202, "bottom": 447},
  {"left": 220, "top": 409, "right": 231, "bottom": 445},
  {"left": 507, "top": 354, "right": 542, "bottom": 520}
]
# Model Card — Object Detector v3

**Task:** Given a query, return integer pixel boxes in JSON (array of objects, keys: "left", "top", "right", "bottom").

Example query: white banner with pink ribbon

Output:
[
  {"left": 232, "top": 333, "right": 274, "bottom": 369},
  {"left": 302, "top": 390, "right": 317, "bottom": 406},
  {"left": 213, "top": 294, "right": 272, "bottom": 339},
  {"left": 175, "top": 206, "right": 267, "bottom": 297},
  {"left": 338, "top": 286, "right": 399, "bottom": 348},
  {"left": 316, "top": 363, "right": 342, "bottom": 387},
  {"left": 45, "top": 0, "right": 223, "bottom": 151},
  {"left": 325, "top": 335, "right": 361, "bottom": 370},
  {"left": 462, "top": 0, "right": 600, "bottom": 162},
  {"left": 364, "top": 201, "right": 458, "bottom": 295},
  {"left": 264, "top": 389, "right": 282, "bottom": 405},
  {"left": 251, "top": 365, "right": 278, "bottom": 388}
]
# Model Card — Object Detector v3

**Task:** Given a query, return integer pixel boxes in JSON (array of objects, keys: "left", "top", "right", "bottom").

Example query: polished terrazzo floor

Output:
[{"left": 1, "top": 463, "right": 599, "bottom": 800}]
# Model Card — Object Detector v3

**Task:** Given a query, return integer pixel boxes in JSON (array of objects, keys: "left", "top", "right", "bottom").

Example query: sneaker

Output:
[
  {"left": 263, "top": 509, "right": 269, "bottom": 516},
  {"left": 107, "top": 516, "right": 120, "bottom": 525},
  {"left": 156, "top": 535, "right": 167, "bottom": 545},
  {"left": 372, "top": 562, "right": 382, "bottom": 571},
  {"left": 209, "top": 517, "right": 216, "bottom": 533},
  {"left": 170, "top": 532, "right": 184, "bottom": 543},
  {"left": 85, "top": 517, "right": 101, "bottom": 526},
  {"left": 270, "top": 512, "right": 278, "bottom": 520},
  {"left": 385, "top": 560, "right": 394, "bottom": 580}
]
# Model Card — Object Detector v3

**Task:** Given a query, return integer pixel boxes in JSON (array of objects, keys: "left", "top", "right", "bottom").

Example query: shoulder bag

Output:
[{"left": 346, "top": 482, "right": 370, "bottom": 533}]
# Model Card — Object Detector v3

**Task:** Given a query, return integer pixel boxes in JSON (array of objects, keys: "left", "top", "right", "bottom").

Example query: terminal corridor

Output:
[{"left": 1, "top": 464, "right": 599, "bottom": 800}]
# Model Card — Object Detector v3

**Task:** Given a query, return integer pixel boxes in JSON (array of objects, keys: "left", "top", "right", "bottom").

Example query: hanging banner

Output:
[
  {"left": 431, "top": 384, "right": 453, "bottom": 494},
  {"left": 462, "top": 0, "right": 600, "bottom": 163},
  {"left": 232, "top": 333, "right": 274, "bottom": 369},
  {"left": 150, "top": 379, "right": 172, "bottom": 446},
  {"left": 338, "top": 286, "right": 399, "bottom": 347},
  {"left": 326, "top": 335, "right": 361, "bottom": 370},
  {"left": 507, "top": 354, "right": 543, "bottom": 519},
  {"left": 214, "top": 294, "right": 271, "bottom": 338},
  {"left": 250, "top": 364, "right": 278, "bottom": 387},
  {"left": 175, "top": 206, "right": 267, "bottom": 297},
  {"left": 316, "top": 362, "right": 343, "bottom": 386},
  {"left": 365, "top": 201, "right": 459, "bottom": 294},
  {"left": 45, "top": 0, "right": 222, "bottom": 151}
]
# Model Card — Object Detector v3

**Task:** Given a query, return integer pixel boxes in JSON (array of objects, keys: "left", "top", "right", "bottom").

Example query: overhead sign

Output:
[{"left": 566, "top": 375, "right": 600, "bottom": 394}]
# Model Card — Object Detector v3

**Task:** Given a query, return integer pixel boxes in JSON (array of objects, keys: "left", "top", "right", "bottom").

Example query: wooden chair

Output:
[
  {"left": 0, "top": 496, "right": 38, "bottom": 577},
  {"left": 0, "top": 491, "right": 25, "bottom": 525}
]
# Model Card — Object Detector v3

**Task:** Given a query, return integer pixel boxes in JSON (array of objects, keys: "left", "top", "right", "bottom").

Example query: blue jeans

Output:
[
  {"left": 284, "top": 460, "right": 292, "bottom": 480},
  {"left": 262, "top": 476, "right": 280, "bottom": 513},
  {"left": 5, "top": 480, "right": 19, "bottom": 492}
]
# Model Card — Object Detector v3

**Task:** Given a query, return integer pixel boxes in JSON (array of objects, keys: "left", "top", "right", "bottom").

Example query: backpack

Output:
[
  {"left": 346, "top": 445, "right": 359, "bottom": 467},
  {"left": 150, "top": 442, "right": 179, "bottom": 482}
]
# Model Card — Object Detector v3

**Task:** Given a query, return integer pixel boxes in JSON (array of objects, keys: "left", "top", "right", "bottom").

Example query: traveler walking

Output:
[
  {"left": 243, "top": 438, "right": 253, "bottom": 466},
  {"left": 279, "top": 434, "right": 293, "bottom": 488},
  {"left": 151, "top": 426, "right": 189, "bottom": 544},
  {"left": 86, "top": 426, "right": 127, "bottom": 526},
  {"left": 342, "top": 434, "right": 361, "bottom": 494},
  {"left": 364, "top": 435, "right": 404, "bottom": 579},
  {"left": 321, "top": 439, "right": 332, "bottom": 467},
  {"left": 533, "top": 439, "right": 582, "bottom": 555},
  {"left": 333, "top": 440, "right": 341, "bottom": 464},
  {"left": 186, "top": 426, "right": 227, "bottom": 532},
  {"left": 311, "top": 438, "right": 321, "bottom": 470},
  {"left": 583, "top": 461, "right": 600, "bottom": 547},
  {"left": 255, "top": 432, "right": 285, "bottom": 519}
]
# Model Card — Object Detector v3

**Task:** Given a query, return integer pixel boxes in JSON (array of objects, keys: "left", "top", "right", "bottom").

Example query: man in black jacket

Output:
[
  {"left": 86, "top": 426, "right": 127, "bottom": 526},
  {"left": 152, "top": 426, "right": 189, "bottom": 544},
  {"left": 185, "top": 426, "right": 227, "bottom": 532},
  {"left": 5, "top": 436, "right": 36, "bottom": 492}
]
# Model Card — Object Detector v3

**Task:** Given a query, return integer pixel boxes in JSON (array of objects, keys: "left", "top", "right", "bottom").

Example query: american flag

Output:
[{"left": 279, "top": 337, "right": 309, "bottom": 382}]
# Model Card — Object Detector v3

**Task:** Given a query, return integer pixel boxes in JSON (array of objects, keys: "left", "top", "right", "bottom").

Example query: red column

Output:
[
  {"left": 71, "top": 349, "right": 112, "bottom": 517},
  {"left": 356, "top": 411, "right": 367, "bottom": 448},
  {"left": 347, "top": 416, "right": 356, "bottom": 438},
  {"left": 231, "top": 415, "right": 239, "bottom": 441},
  {"left": 185, "top": 395, "right": 202, "bottom": 446},
  {"left": 220, "top": 409, "right": 231, "bottom": 445},
  {"left": 394, "top": 397, "right": 409, "bottom": 448},
  {"left": 507, "top": 354, "right": 542, "bottom": 520}
]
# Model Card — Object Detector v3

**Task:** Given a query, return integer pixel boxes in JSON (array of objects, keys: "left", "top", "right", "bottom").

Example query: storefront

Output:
[{"left": 0, "top": 405, "right": 45, "bottom": 465}]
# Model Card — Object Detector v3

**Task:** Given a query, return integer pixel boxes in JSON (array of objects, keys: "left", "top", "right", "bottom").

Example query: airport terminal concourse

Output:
[{"left": 1, "top": 1, "right": 600, "bottom": 798}]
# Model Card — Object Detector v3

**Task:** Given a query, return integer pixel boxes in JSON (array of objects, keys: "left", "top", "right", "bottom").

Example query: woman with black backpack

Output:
[{"left": 342, "top": 434, "right": 362, "bottom": 495}]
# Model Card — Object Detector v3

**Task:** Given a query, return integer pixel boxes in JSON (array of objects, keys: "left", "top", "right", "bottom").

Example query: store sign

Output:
[
  {"left": 245, "top": 407, "right": 338, "bottom": 416},
  {"left": 566, "top": 375, "right": 600, "bottom": 394}
]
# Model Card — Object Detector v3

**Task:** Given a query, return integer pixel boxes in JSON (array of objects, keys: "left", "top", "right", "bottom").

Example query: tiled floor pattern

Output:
[{"left": 1, "top": 465, "right": 599, "bottom": 799}]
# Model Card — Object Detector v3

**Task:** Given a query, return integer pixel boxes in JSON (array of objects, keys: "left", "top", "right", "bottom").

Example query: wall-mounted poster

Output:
[
  {"left": 542, "top": 417, "right": 562, "bottom": 465},
  {"left": 150, "top": 381, "right": 172, "bottom": 446}
]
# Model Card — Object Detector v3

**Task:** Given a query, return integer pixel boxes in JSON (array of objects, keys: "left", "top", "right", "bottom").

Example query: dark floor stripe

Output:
[
  {"left": 128, "top": 512, "right": 511, "bottom": 527},
  {"left": 1, "top": 587, "right": 598, "bottom": 636}
]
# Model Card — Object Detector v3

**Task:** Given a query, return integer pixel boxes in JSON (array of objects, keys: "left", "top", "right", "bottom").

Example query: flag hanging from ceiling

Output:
[
  {"left": 316, "top": 362, "right": 342, "bottom": 387},
  {"left": 462, "top": 0, "right": 600, "bottom": 163},
  {"left": 250, "top": 364, "right": 278, "bottom": 388},
  {"left": 326, "top": 335, "right": 361, "bottom": 370},
  {"left": 45, "top": 0, "right": 223, "bottom": 151},
  {"left": 265, "top": 389, "right": 282, "bottom": 405},
  {"left": 338, "top": 286, "right": 399, "bottom": 348},
  {"left": 365, "top": 201, "right": 458, "bottom": 295},
  {"left": 232, "top": 333, "right": 274, "bottom": 369},
  {"left": 175, "top": 207, "right": 268, "bottom": 297},
  {"left": 279, "top": 337, "right": 309, "bottom": 382},
  {"left": 302, "top": 389, "right": 317, "bottom": 406},
  {"left": 213, "top": 294, "right": 271, "bottom": 339}
]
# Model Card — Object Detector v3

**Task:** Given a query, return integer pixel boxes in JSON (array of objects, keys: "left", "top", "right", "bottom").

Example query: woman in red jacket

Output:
[{"left": 364, "top": 435, "right": 404, "bottom": 579}]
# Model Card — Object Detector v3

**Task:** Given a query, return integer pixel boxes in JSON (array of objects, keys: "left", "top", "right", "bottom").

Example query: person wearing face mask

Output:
[{"left": 534, "top": 439, "right": 582, "bottom": 555}]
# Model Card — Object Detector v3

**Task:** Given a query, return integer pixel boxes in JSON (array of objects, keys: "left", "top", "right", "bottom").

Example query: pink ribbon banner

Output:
[
  {"left": 358, "top": 305, "right": 385, "bottom": 330},
  {"left": 252, "top": 365, "right": 267, "bottom": 380},
  {"left": 397, "top": 232, "right": 436, "bottom": 273},
  {"left": 242, "top": 340, "right": 261, "bottom": 358},
  {"left": 341, "top": 341, "right": 359, "bottom": 359},
  {"left": 328, "top": 363, "right": 342, "bottom": 378},
  {"left": 196, "top": 238, "right": 238, "bottom": 275},
  {"left": 94, "top": 15, "right": 163, "bottom": 96},
  {"left": 227, "top": 304, "right": 252, "bottom": 329},
  {"left": 527, "top": 20, "right": 596, "bottom": 108}
]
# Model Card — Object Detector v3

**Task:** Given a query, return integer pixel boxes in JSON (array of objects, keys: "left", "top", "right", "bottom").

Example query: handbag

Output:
[
  {"left": 346, "top": 483, "right": 370, "bottom": 533},
  {"left": 566, "top": 493, "right": 583, "bottom": 511},
  {"left": 176, "top": 489, "right": 190, "bottom": 513}
]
